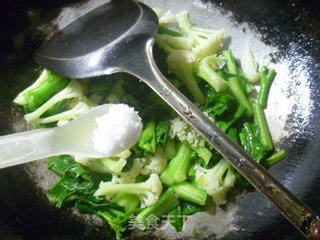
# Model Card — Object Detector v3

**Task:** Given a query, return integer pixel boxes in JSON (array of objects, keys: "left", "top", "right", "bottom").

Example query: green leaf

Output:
[
  {"left": 138, "top": 120, "right": 156, "bottom": 153},
  {"left": 204, "top": 88, "right": 235, "bottom": 120},
  {"left": 239, "top": 122, "right": 269, "bottom": 163},
  {"left": 155, "top": 119, "right": 170, "bottom": 146},
  {"left": 47, "top": 177, "right": 94, "bottom": 207},
  {"left": 168, "top": 205, "right": 183, "bottom": 232},
  {"left": 47, "top": 155, "right": 75, "bottom": 178},
  {"left": 168, "top": 202, "right": 203, "bottom": 232},
  {"left": 75, "top": 195, "right": 133, "bottom": 239},
  {"left": 46, "top": 155, "right": 110, "bottom": 207}
]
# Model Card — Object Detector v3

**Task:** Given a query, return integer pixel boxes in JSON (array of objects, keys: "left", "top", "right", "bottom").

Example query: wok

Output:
[{"left": 0, "top": 0, "right": 319, "bottom": 239}]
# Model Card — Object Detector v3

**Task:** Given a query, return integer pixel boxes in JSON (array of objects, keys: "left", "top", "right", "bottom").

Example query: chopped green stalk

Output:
[
  {"left": 265, "top": 149, "right": 286, "bottom": 166},
  {"left": 138, "top": 120, "right": 156, "bottom": 153},
  {"left": 221, "top": 49, "right": 239, "bottom": 75},
  {"left": 228, "top": 77, "right": 253, "bottom": 116},
  {"left": 14, "top": 69, "right": 51, "bottom": 105},
  {"left": 195, "top": 55, "right": 228, "bottom": 92},
  {"left": 167, "top": 50, "right": 205, "bottom": 104},
  {"left": 188, "top": 163, "right": 196, "bottom": 182},
  {"left": 243, "top": 50, "right": 260, "bottom": 83},
  {"left": 114, "top": 149, "right": 132, "bottom": 159},
  {"left": 191, "top": 146, "right": 212, "bottom": 165},
  {"left": 173, "top": 182, "right": 207, "bottom": 206},
  {"left": 111, "top": 193, "right": 140, "bottom": 212},
  {"left": 24, "top": 80, "right": 89, "bottom": 123},
  {"left": 160, "top": 142, "right": 193, "bottom": 185},
  {"left": 165, "top": 139, "right": 176, "bottom": 159},
  {"left": 83, "top": 159, "right": 118, "bottom": 174},
  {"left": 253, "top": 103, "right": 273, "bottom": 151},
  {"left": 23, "top": 73, "right": 70, "bottom": 112},
  {"left": 258, "top": 66, "right": 276, "bottom": 108},
  {"left": 95, "top": 174, "right": 162, "bottom": 207},
  {"left": 100, "top": 158, "right": 127, "bottom": 173},
  {"left": 14, "top": 69, "right": 70, "bottom": 111},
  {"left": 158, "top": 26, "right": 184, "bottom": 37},
  {"left": 135, "top": 188, "right": 179, "bottom": 230}
]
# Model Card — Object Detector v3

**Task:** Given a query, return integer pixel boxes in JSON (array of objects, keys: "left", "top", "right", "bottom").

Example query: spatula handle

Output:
[
  {"left": 0, "top": 128, "right": 54, "bottom": 168},
  {"left": 125, "top": 39, "right": 319, "bottom": 238}
]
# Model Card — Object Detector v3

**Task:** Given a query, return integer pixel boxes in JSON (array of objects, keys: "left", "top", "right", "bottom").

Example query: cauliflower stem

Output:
[
  {"left": 173, "top": 181, "right": 207, "bottom": 206},
  {"left": 135, "top": 188, "right": 179, "bottom": 230},
  {"left": 95, "top": 174, "right": 163, "bottom": 207},
  {"left": 160, "top": 142, "right": 192, "bottom": 185}
]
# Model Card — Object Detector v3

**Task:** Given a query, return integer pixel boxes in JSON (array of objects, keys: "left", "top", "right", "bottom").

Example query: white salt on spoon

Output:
[
  {"left": 0, "top": 104, "right": 142, "bottom": 168},
  {"left": 92, "top": 104, "right": 142, "bottom": 156}
]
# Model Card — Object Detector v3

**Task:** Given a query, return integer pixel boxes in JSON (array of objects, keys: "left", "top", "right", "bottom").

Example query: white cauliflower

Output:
[
  {"left": 169, "top": 117, "right": 206, "bottom": 148},
  {"left": 94, "top": 173, "right": 163, "bottom": 207},
  {"left": 194, "top": 159, "right": 236, "bottom": 205},
  {"left": 140, "top": 147, "right": 168, "bottom": 175}
]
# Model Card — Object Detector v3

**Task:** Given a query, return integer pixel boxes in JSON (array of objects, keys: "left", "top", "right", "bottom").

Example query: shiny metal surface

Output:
[{"left": 33, "top": 0, "right": 320, "bottom": 238}]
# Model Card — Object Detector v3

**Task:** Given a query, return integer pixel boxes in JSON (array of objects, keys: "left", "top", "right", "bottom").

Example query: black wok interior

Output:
[{"left": 0, "top": 0, "right": 319, "bottom": 239}]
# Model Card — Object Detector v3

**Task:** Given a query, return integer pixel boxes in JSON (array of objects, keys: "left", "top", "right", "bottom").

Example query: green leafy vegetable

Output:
[
  {"left": 46, "top": 155, "right": 110, "bottom": 207},
  {"left": 138, "top": 120, "right": 156, "bottom": 153},
  {"left": 168, "top": 202, "right": 203, "bottom": 232},
  {"left": 239, "top": 122, "right": 269, "bottom": 163},
  {"left": 75, "top": 194, "right": 140, "bottom": 239},
  {"left": 155, "top": 119, "right": 170, "bottom": 147}
]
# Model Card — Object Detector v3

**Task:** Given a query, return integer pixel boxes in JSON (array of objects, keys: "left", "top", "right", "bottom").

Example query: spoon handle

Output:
[
  {"left": 0, "top": 128, "right": 54, "bottom": 169},
  {"left": 126, "top": 39, "right": 319, "bottom": 238}
]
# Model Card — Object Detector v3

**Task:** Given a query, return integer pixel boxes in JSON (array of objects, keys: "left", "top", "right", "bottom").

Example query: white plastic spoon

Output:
[{"left": 0, "top": 104, "right": 142, "bottom": 169}]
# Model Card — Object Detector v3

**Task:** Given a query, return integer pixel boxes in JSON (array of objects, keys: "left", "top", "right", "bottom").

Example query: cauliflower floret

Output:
[
  {"left": 95, "top": 173, "right": 163, "bottom": 207},
  {"left": 194, "top": 159, "right": 236, "bottom": 205},
  {"left": 169, "top": 117, "right": 206, "bottom": 148},
  {"left": 243, "top": 50, "right": 260, "bottom": 83},
  {"left": 117, "top": 157, "right": 145, "bottom": 183},
  {"left": 176, "top": 10, "right": 225, "bottom": 61},
  {"left": 140, "top": 147, "right": 168, "bottom": 175}
]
